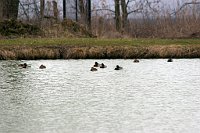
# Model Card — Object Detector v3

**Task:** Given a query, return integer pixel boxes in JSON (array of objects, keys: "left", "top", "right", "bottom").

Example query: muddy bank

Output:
[{"left": 0, "top": 45, "right": 200, "bottom": 60}]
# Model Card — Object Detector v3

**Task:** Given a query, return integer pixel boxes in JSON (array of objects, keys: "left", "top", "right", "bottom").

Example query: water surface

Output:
[{"left": 0, "top": 59, "right": 200, "bottom": 133}]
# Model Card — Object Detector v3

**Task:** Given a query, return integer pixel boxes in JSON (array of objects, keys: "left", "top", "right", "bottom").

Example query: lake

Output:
[{"left": 0, "top": 59, "right": 200, "bottom": 133}]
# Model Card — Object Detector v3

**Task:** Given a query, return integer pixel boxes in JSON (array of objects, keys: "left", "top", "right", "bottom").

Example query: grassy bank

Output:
[
  {"left": 0, "top": 38, "right": 200, "bottom": 59},
  {"left": 1, "top": 38, "right": 200, "bottom": 46}
]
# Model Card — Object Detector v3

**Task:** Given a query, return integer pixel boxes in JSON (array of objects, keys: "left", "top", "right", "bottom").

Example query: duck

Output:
[
  {"left": 133, "top": 59, "right": 139, "bottom": 63},
  {"left": 93, "top": 62, "right": 100, "bottom": 67},
  {"left": 39, "top": 64, "right": 46, "bottom": 69},
  {"left": 167, "top": 58, "right": 173, "bottom": 62},
  {"left": 100, "top": 63, "right": 107, "bottom": 68},
  {"left": 18, "top": 63, "right": 28, "bottom": 68},
  {"left": 90, "top": 67, "right": 97, "bottom": 71},
  {"left": 114, "top": 65, "right": 123, "bottom": 70}
]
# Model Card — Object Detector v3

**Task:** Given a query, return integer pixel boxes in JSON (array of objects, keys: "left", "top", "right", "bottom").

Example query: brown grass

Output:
[
  {"left": 1, "top": 45, "right": 200, "bottom": 60},
  {"left": 90, "top": 3, "right": 200, "bottom": 39}
]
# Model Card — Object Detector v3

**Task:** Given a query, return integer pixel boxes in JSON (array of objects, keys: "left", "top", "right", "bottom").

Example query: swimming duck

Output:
[
  {"left": 167, "top": 58, "right": 173, "bottom": 62},
  {"left": 133, "top": 59, "right": 139, "bottom": 63},
  {"left": 39, "top": 64, "right": 46, "bottom": 69},
  {"left": 114, "top": 65, "right": 123, "bottom": 70},
  {"left": 90, "top": 67, "right": 97, "bottom": 71},
  {"left": 18, "top": 63, "right": 28, "bottom": 68},
  {"left": 93, "top": 62, "right": 100, "bottom": 67},
  {"left": 100, "top": 63, "right": 107, "bottom": 68}
]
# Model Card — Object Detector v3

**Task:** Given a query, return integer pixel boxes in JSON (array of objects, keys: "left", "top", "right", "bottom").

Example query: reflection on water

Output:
[{"left": 0, "top": 59, "right": 200, "bottom": 133}]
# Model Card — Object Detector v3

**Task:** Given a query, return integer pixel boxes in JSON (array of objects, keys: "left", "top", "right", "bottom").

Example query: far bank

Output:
[{"left": 0, "top": 38, "right": 200, "bottom": 60}]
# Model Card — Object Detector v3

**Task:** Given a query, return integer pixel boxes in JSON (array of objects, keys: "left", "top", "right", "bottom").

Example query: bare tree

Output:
[
  {"left": 92, "top": 0, "right": 160, "bottom": 31},
  {"left": 87, "top": 0, "right": 91, "bottom": 31},
  {"left": 115, "top": 0, "right": 121, "bottom": 31},
  {"left": 18, "top": 0, "right": 41, "bottom": 21},
  {"left": 40, "top": 0, "right": 45, "bottom": 19},
  {"left": 172, "top": 1, "right": 200, "bottom": 15},
  {"left": 75, "top": 0, "right": 78, "bottom": 21},
  {"left": 121, "top": 0, "right": 128, "bottom": 30},
  {"left": 0, "top": 0, "right": 20, "bottom": 20},
  {"left": 53, "top": 1, "right": 58, "bottom": 19},
  {"left": 63, "top": 0, "right": 66, "bottom": 19},
  {"left": 79, "top": 0, "right": 86, "bottom": 21}
]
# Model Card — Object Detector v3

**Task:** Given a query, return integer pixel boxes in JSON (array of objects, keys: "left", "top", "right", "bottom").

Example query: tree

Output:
[
  {"left": 63, "top": 0, "right": 66, "bottom": 19},
  {"left": 75, "top": 0, "right": 78, "bottom": 21},
  {"left": 87, "top": 0, "right": 91, "bottom": 31},
  {"left": 0, "top": 0, "right": 20, "bottom": 20},
  {"left": 79, "top": 0, "right": 86, "bottom": 21},
  {"left": 173, "top": 1, "right": 200, "bottom": 15},
  {"left": 121, "top": 0, "right": 128, "bottom": 30},
  {"left": 115, "top": 0, "right": 121, "bottom": 31},
  {"left": 52, "top": 1, "right": 58, "bottom": 19},
  {"left": 40, "top": 0, "right": 45, "bottom": 19},
  {"left": 78, "top": 0, "right": 91, "bottom": 31}
]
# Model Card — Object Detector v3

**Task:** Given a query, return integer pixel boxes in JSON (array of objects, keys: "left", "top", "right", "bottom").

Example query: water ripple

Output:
[{"left": 0, "top": 59, "right": 200, "bottom": 133}]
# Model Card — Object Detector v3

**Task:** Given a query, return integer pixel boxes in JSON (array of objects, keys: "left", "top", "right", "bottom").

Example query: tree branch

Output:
[
  {"left": 145, "top": 0, "right": 160, "bottom": 13},
  {"left": 92, "top": 8, "right": 115, "bottom": 13},
  {"left": 19, "top": 2, "right": 29, "bottom": 20},
  {"left": 128, "top": 7, "right": 143, "bottom": 15},
  {"left": 172, "top": 2, "right": 200, "bottom": 15}
]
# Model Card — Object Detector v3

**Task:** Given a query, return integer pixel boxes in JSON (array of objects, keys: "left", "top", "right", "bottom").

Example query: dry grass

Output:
[
  {"left": 1, "top": 37, "right": 200, "bottom": 60},
  {"left": 1, "top": 44, "right": 200, "bottom": 60},
  {"left": 90, "top": 3, "right": 200, "bottom": 39}
]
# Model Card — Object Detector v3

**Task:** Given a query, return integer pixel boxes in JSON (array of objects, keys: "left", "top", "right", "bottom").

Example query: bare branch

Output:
[
  {"left": 172, "top": 2, "right": 200, "bottom": 15},
  {"left": 127, "top": 7, "right": 143, "bottom": 15},
  {"left": 92, "top": 8, "right": 115, "bottom": 13},
  {"left": 19, "top": 2, "right": 29, "bottom": 20},
  {"left": 145, "top": 0, "right": 160, "bottom": 13}
]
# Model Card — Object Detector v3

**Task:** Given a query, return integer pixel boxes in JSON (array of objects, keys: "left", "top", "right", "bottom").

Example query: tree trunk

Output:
[
  {"left": 75, "top": 0, "right": 78, "bottom": 21},
  {"left": 79, "top": 0, "right": 86, "bottom": 22},
  {"left": 121, "top": 0, "right": 128, "bottom": 30},
  {"left": 115, "top": 0, "right": 121, "bottom": 31},
  {"left": 40, "top": 0, "right": 45, "bottom": 19},
  {"left": 0, "top": 0, "right": 19, "bottom": 20},
  {"left": 63, "top": 0, "right": 66, "bottom": 19},
  {"left": 53, "top": 1, "right": 58, "bottom": 20},
  {"left": 86, "top": 0, "right": 91, "bottom": 31}
]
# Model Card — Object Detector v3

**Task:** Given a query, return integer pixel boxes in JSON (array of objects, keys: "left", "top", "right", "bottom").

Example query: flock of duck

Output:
[
  {"left": 90, "top": 58, "right": 173, "bottom": 71},
  {"left": 18, "top": 63, "right": 46, "bottom": 69},
  {"left": 18, "top": 58, "right": 173, "bottom": 71}
]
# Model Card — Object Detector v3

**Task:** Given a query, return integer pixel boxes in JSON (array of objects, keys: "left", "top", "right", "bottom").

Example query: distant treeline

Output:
[{"left": 0, "top": 0, "right": 200, "bottom": 38}]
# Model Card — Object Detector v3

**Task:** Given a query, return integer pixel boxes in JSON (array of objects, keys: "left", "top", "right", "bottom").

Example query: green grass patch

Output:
[{"left": 1, "top": 38, "right": 200, "bottom": 46}]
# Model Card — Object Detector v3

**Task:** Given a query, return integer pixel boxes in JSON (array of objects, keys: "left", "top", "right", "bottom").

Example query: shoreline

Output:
[{"left": 1, "top": 44, "right": 200, "bottom": 60}]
